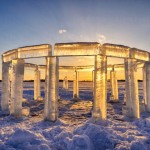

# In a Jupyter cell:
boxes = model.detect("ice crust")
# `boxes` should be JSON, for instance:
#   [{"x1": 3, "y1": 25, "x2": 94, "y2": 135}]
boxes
[{"x1": 0, "y1": 81, "x2": 150, "y2": 150}]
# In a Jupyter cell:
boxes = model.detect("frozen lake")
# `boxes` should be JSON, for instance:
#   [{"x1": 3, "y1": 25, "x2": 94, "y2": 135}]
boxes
[
  {"x1": 0, "y1": 81, "x2": 150, "y2": 150},
  {"x1": 20, "y1": 81, "x2": 144, "y2": 101}
]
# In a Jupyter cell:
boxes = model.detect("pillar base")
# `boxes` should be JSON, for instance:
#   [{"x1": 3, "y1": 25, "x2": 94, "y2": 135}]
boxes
[
  {"x1": 72, "y1": 97, "x2": 80, "y2": 101},
  {"x1": 140, "y1": 102, "x2": 146, "y2": 113},
  {"x1": 22, "y1": 98, "x2": 28, "y2": 103},
  {"x1": 109, "y1": 96, "x2": 119, "y2": 103},
  {"x1": 35, "y1": 96, "x2": 43, "y2": 101},
  {"x1": 122, "y1": 105, "x2": 140, "y2": 119},
  {"x1": 22, "y1": 107, "x2": 30, "y2": 116},
  {"x1": 44, "y1": 111, "x2": 58, "y2": 122},
  {"x1": 90, "y1": 117, "x2": 107, "y2": 125},
  {"x1": 0, "y1": 110, "x2": 9, "y2": 115}
]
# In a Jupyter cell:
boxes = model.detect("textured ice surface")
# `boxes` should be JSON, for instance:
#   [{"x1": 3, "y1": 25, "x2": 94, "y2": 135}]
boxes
[{"x1": 0, "y1": 81, "x2": 150, "y2": 150}]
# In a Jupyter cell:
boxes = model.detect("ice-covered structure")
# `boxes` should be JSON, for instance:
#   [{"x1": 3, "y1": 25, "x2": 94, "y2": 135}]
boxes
[{"x1": 1, "y1": 42, "x2": 150, "y2": 122}]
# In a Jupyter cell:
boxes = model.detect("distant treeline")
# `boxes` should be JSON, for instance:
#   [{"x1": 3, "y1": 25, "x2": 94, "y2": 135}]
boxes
[{"x1": 0, "y1": 80, "x2": 143, "y2": 82}]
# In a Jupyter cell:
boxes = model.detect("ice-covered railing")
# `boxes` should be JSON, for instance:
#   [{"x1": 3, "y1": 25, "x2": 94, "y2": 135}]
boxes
[{"x1": 2, "y1": 44, "x2": 52, "y2": 62}]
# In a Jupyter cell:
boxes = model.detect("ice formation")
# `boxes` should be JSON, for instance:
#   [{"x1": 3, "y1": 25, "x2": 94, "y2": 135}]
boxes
[
  {"x1": 34, "y1": 67, "x2": 41, "y2": 100},
  {"x1": 110, "y1": 67, "x2": 118, "y2": 102},
  {"x1": 1, "y1": 42, "x2": 150, "y2": 123},
  {"x1": 92, "y1": 55, "x2": 107, "y2": 120},
  {"x1": 10, "y1": 59, "x2": 25, "y2": 118},
  {"x1": 124, "y1": 58, "x2": 139, "y2": 118},
  {"x1": 73, "y1": 70, "x2": 79, "y2": 99},
  {"x1": 63, "y1": 76, "x2": 68, "y2": 90},
  {"x1": 44, "y1": 57, "x2": 59, "y2": 121}
]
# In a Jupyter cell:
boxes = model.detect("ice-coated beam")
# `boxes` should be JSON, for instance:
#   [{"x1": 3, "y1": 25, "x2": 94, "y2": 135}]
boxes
[
  {"x1": 63, "y1": 76, "x2": 68, "y2": 90},
  {"x1": 143, "y1": 62, "x2": 150, "y2": 112},
  {"x1": 73, "y1": 70, "x2": 79, "y2": 99},
  {"x1": 110, "y1": 68, "x2": 118, "y2": 102},
  {"x1": 34, "y1": 68, "x2": 41, "y2": 100},
  {"x1": 44, "y1": 57, "x2": 59, "y2": 121},
  {"x1": 1, "y1": 62, "x2": 10, "y2": 113},
  {"x1": 93, "y1": 55, "x2": 107, "y2": 121},
  {"x1": 102, "y1": 44, "x2": 130, "y2": 58},
  {"x1": 54, "y1": 42, "x2": 100, "y2": 56},
  {"x1": 130, "y1": 48, "x2": 149, "y2": 61},
  {"x1": 2, "y1": 45, "x2": 52, "y2": 62},
  {"x1": 2, "y1": 49, "x2": 18, "y2": 63},
  {"x1": 10, "y1": 59, "x2": 25, "y2": 118},
  {"x1": 124, "y1": 58, "x2": 140, "y2": 118},
  {"x1": 18, "y1": 44, "x2": 52, "y2": 59}
]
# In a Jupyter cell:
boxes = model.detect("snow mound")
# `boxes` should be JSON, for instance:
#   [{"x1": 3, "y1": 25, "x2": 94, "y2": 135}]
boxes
[
  {"x1": 6, "y1": 128, "x2": 50, "y2": 150},
  {"x1": 70, "y1": 134, "x2": 94, "y2": 150},
  {"x1": 73, "y1": 123, "x2": 116, "y2": 150},
  {"x1": 130, "y1": 141, "x2": 147, "y2": 150}
]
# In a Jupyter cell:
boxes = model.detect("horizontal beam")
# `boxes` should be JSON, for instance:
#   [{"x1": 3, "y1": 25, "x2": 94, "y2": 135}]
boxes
[
  {"x1": 102, "y1": 43, "x2": 130, "y2": 58},
  {"x1": 130, "y1": 48, "x2": 149, "y2": 61},
  {"x1": 2, "y1": 49, "x2": 18, "y2": 63},
  {"x1": 54, "y1": 42, "x2": 101, "y2": 56},
  {"x1": 24, "y1": 62, "x2": 145, "y2": 72},
  {"x1": 2, "y1": 44, "x2": 52, "y2": 62},
  {"x1": 2, "y1": 43, "x2": 150, "y2": 62}
]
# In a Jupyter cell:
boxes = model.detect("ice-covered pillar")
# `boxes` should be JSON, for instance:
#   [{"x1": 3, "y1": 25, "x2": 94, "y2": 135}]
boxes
[
  {"x1": 1, "y1": 61, "x2": 11, "y2": 113},
  {"x1": 73, "y1": 69, "x2": 79, "y2": 99},
  {"x1": 10, "y1": 59, "x2": 25, "y2": 118},
  {"x1": 110, "y1": 67, "x2": 119, "y2": 102},
  {"x1": 34, "y1": 67, "x2": 41, "y2": 100},
  {"x1": 63, "y1": 76, "x2": 68, "y2": 90},
  {"x1": 124, "y1": 58, "x2": 140, "y2": 118},
  {"x1": 44, "y1": 57, "x2": 59, "y2": 121},
  {"x1": 92, "y1": 70, "x2": 94, "y2": 96},
  {"x1": 143, "y1": 64, "x2": 147, "y2": 104},
  {"x1": 143, "y1": 62, "x2": 150, "y2": 112},
  {"x1": 92, "y1": 55, "x2": 107, "y2": 121}
]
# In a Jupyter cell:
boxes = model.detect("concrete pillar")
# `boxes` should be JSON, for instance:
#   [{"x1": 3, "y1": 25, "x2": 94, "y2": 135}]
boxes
[
  {"x1": 1, "y1": 62, "x2": 11, "y2": 113},
  {"x1": 92, "y1": 55, "x2": 107, "y2": 121},
  {"x1": 63, "y1": 76, "x2": 68, "y2": 90},
  {"x1": 143, "y1": 62, "x2": 150, "y2": 112},
  {"x1": 110, "y1": 68, "x2": 119, "y2": 102},
  {"x1": 10, "y1": 59, "x2": 25, "y2": 118},
  {"x1": 34, "y1": 67, "x2": 41, "y2": 100},
  {"x1": 73, "y1": 70, "x2": 79, "y2": 99},
  {"x1": 124, "y1": 58, "x2": 140, "y2": 118},
  {"x1": 44, "y1": 57, "x2": 59, "y2": 121}
]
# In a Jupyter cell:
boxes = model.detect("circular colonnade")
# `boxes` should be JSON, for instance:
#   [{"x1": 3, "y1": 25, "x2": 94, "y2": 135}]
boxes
[{"x1": 1, "y1": 42, "x2": 150, "y2": 121}]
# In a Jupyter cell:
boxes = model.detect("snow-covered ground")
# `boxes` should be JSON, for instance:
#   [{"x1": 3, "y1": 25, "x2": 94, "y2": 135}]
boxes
[{"x1": 0, "y1": 81, "x2": 150, "y2": 150}]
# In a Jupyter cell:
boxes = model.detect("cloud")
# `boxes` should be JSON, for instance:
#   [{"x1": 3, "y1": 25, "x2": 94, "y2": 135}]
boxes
[
  {"x1": 96, "y1": 34, "x2": 106, "y2": 44},
  {"x1": 59, "y1": 29, "x2": 67, "y2": 34}
]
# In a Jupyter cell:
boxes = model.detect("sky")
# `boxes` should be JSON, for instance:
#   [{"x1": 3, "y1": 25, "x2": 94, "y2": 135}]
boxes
[{"x1": 0, "y1": 0, "x2": 150, "y2": 80}]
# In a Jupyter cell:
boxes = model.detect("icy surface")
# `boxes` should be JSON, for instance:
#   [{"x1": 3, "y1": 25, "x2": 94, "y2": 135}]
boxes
[{"x1": 0, "y1": 81, "x2": 150, "y2": 150}]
